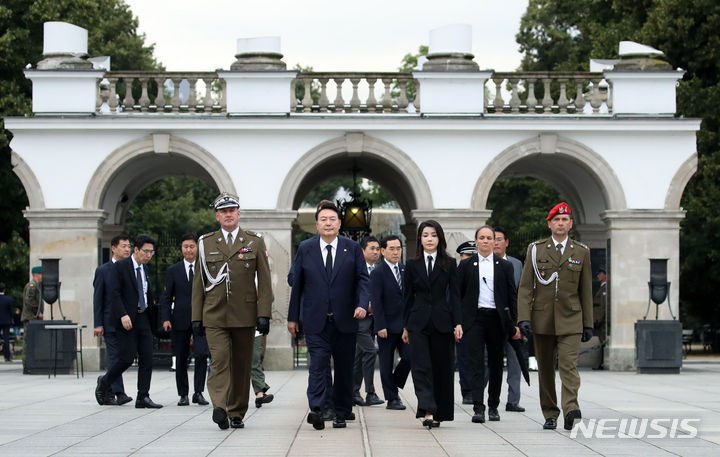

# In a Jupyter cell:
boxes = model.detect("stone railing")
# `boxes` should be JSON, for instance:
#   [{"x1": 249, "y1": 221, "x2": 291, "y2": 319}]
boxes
[
  {"x1": 486, "y1": 72, "x2": 611, "y2": 114},
  {"x1": 291, "y1": 72, "x2": 417, "y2": 113},
  {"x1": 97, "y1": 72, "x2": 226, "y2": 113}
]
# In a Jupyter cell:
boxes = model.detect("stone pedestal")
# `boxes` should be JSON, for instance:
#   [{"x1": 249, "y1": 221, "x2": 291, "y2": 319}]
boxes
[
  {"x1": 24, "y1": 209, "x2": 107, "y2": 370},
  {"x1": 412, "y1": 71, "x2": 492, "y2": 114},
  {"x1": 239, "y1": 209, "x2": 297, "y2": 370},
  {"x1": 218, "y1": 71, "x2": 297, "y2": 114},
  {"x1": 601, "y1": 209, "x2": 685, "y2": 371},
  {"x1": 411, "y1": 209, "x2": 492, "y2": 256}
]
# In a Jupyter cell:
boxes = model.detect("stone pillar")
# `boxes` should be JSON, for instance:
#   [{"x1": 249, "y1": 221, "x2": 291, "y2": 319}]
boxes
[
  {"x1": 24, "y1": 209, "x2": 107, "y2": 371},
  {"x1": 601, "y1": 209, "x2": 685, "y2": 371},
  {"x1": 411, "y1": 209, "x2": 492, "y2": 258},
  {"x1": 239, "y1": 209, "x2": 297, "y2": 370},
  {"x1": 400, "y1": 222, "x2": 418, "y2": 259},
  {"x1": 574, "y1": 223, "x2": 608, "y2": 249}
]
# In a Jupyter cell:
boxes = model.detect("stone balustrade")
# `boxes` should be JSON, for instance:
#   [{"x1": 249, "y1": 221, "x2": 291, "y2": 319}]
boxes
[
  {"x1": 487, "y1": 72, "x2": 611, "y2": 114},
  {"x1": 94, "y1": 70, "x2": 613, "y2": 115}
]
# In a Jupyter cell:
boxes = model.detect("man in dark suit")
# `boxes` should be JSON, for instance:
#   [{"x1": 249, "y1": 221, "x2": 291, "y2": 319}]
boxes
[
  {"x1": 288, "y1": 200, "x2": 370, "y2": 430},
  {"x1": 94, "y1": 234, "x2": 162, "y2": 409},
  {"x1": 458, "y1": 226, "x2": 518, "y2": 424},
  {"x1": 0, "y1": 282, "x2": 14, "y2": 362},
  {"x1": 92, "y1": 234, "x2": 132, "y2": 405},
  {"x1": 160, "y1": 233, "x2": 210, "y2": 407},
  {"x1": 371, "y1": 235, "x2": 410, "y2": 410}
]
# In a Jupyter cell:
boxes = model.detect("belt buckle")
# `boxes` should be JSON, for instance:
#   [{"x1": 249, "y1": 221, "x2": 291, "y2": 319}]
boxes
[{"x1": 326, "y1": 313, "x2": 334, "y2": 323}]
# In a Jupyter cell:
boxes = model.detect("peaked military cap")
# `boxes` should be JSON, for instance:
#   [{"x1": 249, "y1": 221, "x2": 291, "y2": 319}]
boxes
[
  {"x1": 456, "y1": 240, "x2": 476, "y2": 255},
  {"x1": 213, "y1": 192, "x2": 240, "y2": 210},
  {"x1": 546, "y1": 202, "x2": 571, "y2": 221}
]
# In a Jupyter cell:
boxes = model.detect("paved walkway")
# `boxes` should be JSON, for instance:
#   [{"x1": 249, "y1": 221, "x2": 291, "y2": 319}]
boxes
[{"x1": 0, "y1": 359, "x2": 718, "y2": 456}]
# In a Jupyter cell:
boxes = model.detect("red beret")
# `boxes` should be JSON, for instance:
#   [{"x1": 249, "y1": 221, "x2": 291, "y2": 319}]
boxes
[{"x1": 547, "y1": 202, "x2": 571, "y2": 221}]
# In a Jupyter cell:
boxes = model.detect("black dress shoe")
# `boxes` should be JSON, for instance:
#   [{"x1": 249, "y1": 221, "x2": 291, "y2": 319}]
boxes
[
  {"x1": 135, "y1": 396, "x2": 163, "y2": 409},
  {"x1": 213, "y1": 407, "x2": 229, "y2": 430},
  {"x1": 103, "y1": 394, "x2": 118, "y2": 406},
  {"x1": 505, "y1": 403, "x2": 525, "y2": 412},
  {"x1": 422, "y1": 416, "x2": 434, "y2": 429},
  {"x1": 192, "y1": 392, "x2": 209, "y2": 405},
  {"x1": 386, "y1": 399, "x2": 406, "y2": 410},
  {"x1": 178, "y1": 395, "x2": 189, "y2": 406},
  {"x1": 462, "y1": 394, "x2": 473, "y2": 405},
  {"x1": 255, "y1": 392, "x2": 274, "y2": 408},
  {"x1": 116, "y1": 393, "x2": 133, "y2": 406},
  {"x1": 564, "y1": 409, "x2": 582, "y2": 430},
  {"x1": 543, "y1": 418, "x2": 557, "y2": 430},
  {"x1": 431, "y1": 420, "x2": 440, "y2": 428},
  {"x1": 94, "y1": 376, "x2": 107, "y2": 405},
  {"x1": 488, "y1": 408, "x2": 500, "y2": 421},
  {"x1": 365, "y1": 392, "x2": 384, "y2": 406},
  {"x1": 472, "y1": 408, "x2": 485, "y2": 423},
  {"x1": 307, "y1": 409, "x2": 325, "y2": 430},
  {"x1": 346, "y1": 411, "x2": 356, "y2": 421},
  {"x1": 332, "y1": 417, "x2": 346, "y2": 428},
  {"x1": 322, "y1": 409, "x2": 336, "y2": 421},
  {"x1": 229, "y1": 417, "x2": 244, "y2": 429},
  {"x1": 352, "y1": 395, "x2": 366, "y2": 406}
]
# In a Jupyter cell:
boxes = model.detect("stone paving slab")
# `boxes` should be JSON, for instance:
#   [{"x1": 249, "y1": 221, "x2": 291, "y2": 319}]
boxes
[{"x1": 0, "y1": 359, "x2": 718, "y2": 456}]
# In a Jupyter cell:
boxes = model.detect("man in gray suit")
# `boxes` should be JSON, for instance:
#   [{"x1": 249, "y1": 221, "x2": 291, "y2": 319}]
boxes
[{"x1": 493, "y1": 227, "x2": 525, "y2": 412}]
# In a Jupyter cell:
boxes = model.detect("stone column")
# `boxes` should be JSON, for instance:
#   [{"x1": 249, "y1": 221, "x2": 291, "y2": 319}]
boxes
[
  {"x1": 411, "y1": 209, "x2": 492, "y2": 258},
  {"x1": 239, "y1": 209, "x2": 297, "y2": 370},
  {"x1": 400, "y1": 222, "x2": 418, "y2": 259},
  {"x1": 24, "y1": 209, "x2": 107, "y2": 371},
  {"x1": 601, "y1": 209, "x2": 685, "y2": 371},
  {"x1": 573, "y1": 223, "x2": 608, "y2": 249}
]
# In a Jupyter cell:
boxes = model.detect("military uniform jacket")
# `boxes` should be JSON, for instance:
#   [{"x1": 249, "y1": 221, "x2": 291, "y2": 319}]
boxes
[
  {"x1": 191, "y1": 228, "x2": 273, "y2": 328},
  {"x1": 517, "y1": 237, "x2": 593, "y2": 335},
  {"x1": 21, "y1": 279, "x2": 44, "y2": 322}
]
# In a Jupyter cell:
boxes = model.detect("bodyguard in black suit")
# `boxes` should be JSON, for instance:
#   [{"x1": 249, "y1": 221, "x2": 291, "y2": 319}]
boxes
[
  {"x1": 160, "y1": 233, "x2": 209, "y2": 407},
  {"x1": 371, "y1": 235, "x2": 410, "y2": 410},
  {"x1": 403, "y1": 220, "x2": 462, "y2": 428},
  {"x1": 95, "y1": 234, "x2": 162, "y2": 409},
  {"x1": 0, "y1": 283, "x2": 14, "y2": 362},
  {"x1": 458, "y1": 226, "x2": 518, "y2": 423},
  {"x1": 92, "y1": 234, "x2": 132, "y2": 405},
  {"x1": 288, "y1": 200, "x2": 370, "y2": 430}
]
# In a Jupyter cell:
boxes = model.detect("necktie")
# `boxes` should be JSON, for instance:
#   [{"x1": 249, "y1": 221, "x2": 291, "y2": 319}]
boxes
[
  {"x1": 136, "y1": 266, "x2": 146, "y2": 311},
  {"x1": 427, "y1": 255, "x2": 433, "y2": 276},
  {"x1": 188, "y1": 263, "x2": 194, "y2": 284},
  {"x1": 368, "y1": 265, "x2": 374, "y2": 274},
  {"x1": 394, "y1": 265, "x2": 402, "y2": 287},
  {"x1": 325, "y1": 245, "x2": 333, "y2": 277},
  {"x1": 227, "y1": 232, "x2": 233, "y2": 246},
  {"x1": 556, "y1": 243, "x2": 563, "y2": 255}
]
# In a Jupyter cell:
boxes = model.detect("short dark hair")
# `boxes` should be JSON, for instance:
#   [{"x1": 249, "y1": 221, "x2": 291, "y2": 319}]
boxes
[
  {"x1": 360, "y1": 236, "x2": 379, "y2": 250},
  {"x1": 180, "y1": 233, "x2": 198, "y2": 245},
  {"x1": 474, "y1": 225, "x2": 495, "y2": 240},
  {"x1": 314, "y1": 199, "x2": 341, "y2": 220},
  {"x1": 0, "y1": 282, "x2": 5, "y2": 293},
  {"x1": 380, "y1": 235, "x2": 402, "y2": 249},
  {"x1": 493, "y1": 226, "x2": 509, "y2": 240},
  {"x1": 110, "y1": 233, "x2": 130, "y2": 247},
  {"x1": 134, "y1": 234, "x2": 156, "y2": 249}
]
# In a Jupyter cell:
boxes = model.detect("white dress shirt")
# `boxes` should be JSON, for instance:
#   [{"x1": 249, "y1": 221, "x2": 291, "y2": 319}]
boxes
[
  {"x1": 552, "y1": 236, "x2": 568, "y2": 255},
  {"x1": 424, "y1": 251, "x2": 437, "y2": 275},
  {"x1": 320, "y1": 237, "x2": 338, "y2": 268},
  {"x1": 221, "y1": 227, "x2": 240, "y2": 245},
  {"x1": 477, "y1": 253, "x2": 495, "y2": 309},
  {"x1": 183, "y1": 259, "x2": 195, "y2": 281},
  {"x1": 131, "y1": 255, "x2": 148, "y2": 297}
]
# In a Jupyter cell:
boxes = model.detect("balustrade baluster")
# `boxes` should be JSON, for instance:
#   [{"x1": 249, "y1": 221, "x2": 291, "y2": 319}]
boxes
[
  {"x1": 290, "y1": 78, "x2": 297, "y2": 112},
  {"x1": 413, "y1": 79, "x2": 421, "y2": 112},
  {"x1": 334, "y1": 78, "x2": 346, "y2": 112},
  {"x1": 202, "y1": 77, "x2": 214, "y2": 112},
  {"x1": 526, "y1": 78, "x2": 538, "y2": 113},
  {"x1": 219, "y1": 79, "x2": 227, "y2": 112},
  {"x1": 605, "y1": 79, "x2": 613, "y2": 112},
  {"x1": 574, "y1": 79, "x2": 585, "y2": 113},
  {"x1": 138, "y1": 78, "x2": 150, "y2": 111},
  {"x1": 493, "y1": 78, "x2": 504, "y2": 112},
  {"x1": 509, "y1": 78, "x2": 521, "y2": 113},
  {"x1": 397, "y1": 79, "x2": 409, "y2": 113},
  {"x1": 381, "y1": 78, "x2": 393, "y2": 112},
  {"x1": 302, "y1": 77, "x2": 314, "y2": 112},
  {"x1": 589, "y1": 78, "x2": 603, "y2": 113},
  {"x1": 122, "y1": 78, "x2": 134, "y2": 110},
  {"x1": 557, "y1": 78, "x2": 569, "y2": 113},
  {"x1": 318, "y1": 78, "x2": 329, "y2": 112},
  {"x1": 349, "y1": 78, "x2": 361, "y2": 112},
  {"x1": 366, "y1": 78, "x2": 378, "y2": 112},
  {"x1": 187, "y1": 78, "x2": 198, "y2": 111},
  {"x1": 152, "y1": 77, "x2": 164, "y2": 110},
  {"x1": 96, "y1": 80, "x2": 104, "y2": 112},
  {"x1": 107, "y1": 78, "x2": 119, "y2": 112},
  {"x1": 541, "y1": 78, "x2": 553, "y2": 113},
  {"x1": 170, "y1": 78, "x2": 182, "y2": 111}
]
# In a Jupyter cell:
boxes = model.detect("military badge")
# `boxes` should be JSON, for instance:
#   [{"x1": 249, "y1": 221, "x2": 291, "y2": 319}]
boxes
[
  {"x1": 239, "y1": 247, "x2": 253, "y2": 253},
  {"x1": 568, "y1": 258, "x2": 582, "y2": 265}
]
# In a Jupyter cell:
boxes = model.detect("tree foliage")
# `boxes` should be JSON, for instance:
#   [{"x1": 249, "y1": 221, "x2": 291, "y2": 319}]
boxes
[
  {"x1": 395, "y1": 45, "x2": 428, "y2": 101},
  {"x1": 517, "y1": 0, "x2": 720, "y2": 327}
]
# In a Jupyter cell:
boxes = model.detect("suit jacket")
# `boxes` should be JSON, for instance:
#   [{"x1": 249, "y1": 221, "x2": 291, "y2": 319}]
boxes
[
  {"x1": 370, "y1": 260, "x2": 405, "y2": 334},
  {"x1": 108, "y1": 256, "x2": 155, "y2": 327},
  {"x1": 93, "y1": 260, "x2": 119, "y2": 332},
  {"x1": 288, "y1": 235, "x2": 370, "y2": 335},
  {"x1": 517, "y1": 237, "x2": 593, "y2": 335},
  {"x1": 160, "y1": 260, "x2": 194, "y2": 331},
  {"x1": 458, "y1": 253, "x2": 518, "y2": 338},
  {"x1": 403, "y1": 255, "x2": 460, "y2": 333},
  {"x1": 506, "y1": 255, "x2": 523, "y2": 288},
  {"x1": 192, "y1": 228, "x2": 273, "y2": 327},
  {"x1": 0, "y1": 294, "x2": 13, "y2": 326}
]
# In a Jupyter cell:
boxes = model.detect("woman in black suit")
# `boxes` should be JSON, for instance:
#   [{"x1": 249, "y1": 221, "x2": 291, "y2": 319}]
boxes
[{"x1": 402, "y1": 220, "x2": 462, "y2": 428}]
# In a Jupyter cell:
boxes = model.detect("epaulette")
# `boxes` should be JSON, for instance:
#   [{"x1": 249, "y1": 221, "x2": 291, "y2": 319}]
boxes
[
  {"x1": 199, "y1": 231, "x2": 215, "y2": 240},
  {"x1": 245, "y1": 230, "x2": 262, "y2": 238},
  {"x1": 572, "y1": 240, "x2": 589, "y2": 250}
]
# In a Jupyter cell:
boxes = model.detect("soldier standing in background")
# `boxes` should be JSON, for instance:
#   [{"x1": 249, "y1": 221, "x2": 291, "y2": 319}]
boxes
[
  {"x1": 592, "y1": 269, "x2": 608, "y2": 370},
  {"x1": 21, "y1": 266, "x2": 43, "y2": 372}
]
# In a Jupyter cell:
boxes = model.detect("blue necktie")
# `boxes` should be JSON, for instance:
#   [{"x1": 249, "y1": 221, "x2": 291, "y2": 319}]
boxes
[
  {"x1": 395, "y1": 265, "x2": 402, "y2": 288},
  {"x1": 136, "y1": 266, "x2": 146, "y2": 311}
]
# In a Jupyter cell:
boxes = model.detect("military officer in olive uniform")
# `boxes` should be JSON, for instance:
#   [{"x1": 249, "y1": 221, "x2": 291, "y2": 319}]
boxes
[
  {"x1": 592, "y1": 269, "x2": 608, "y2": 370},
  {"x1": 21, "y1": 266, "x2": 44, "y2": 371},
  {"x1": 191, "y1": 192, "x2": 273, "y2": 430},
  {"x1": 518, "y1": 202, "x2": 593, "y2": 431}
]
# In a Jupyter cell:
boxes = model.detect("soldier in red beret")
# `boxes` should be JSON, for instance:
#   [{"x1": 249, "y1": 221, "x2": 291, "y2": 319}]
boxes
[{"x1": 517, "y1": 202, "x2": 593, "y2": 431}]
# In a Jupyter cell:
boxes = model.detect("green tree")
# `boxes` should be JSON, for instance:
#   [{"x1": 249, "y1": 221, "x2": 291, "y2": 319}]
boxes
[
  {"x1": 395, "y1": 45, "x2": 428, "y2": 101},
  {"x1": 0, "y1": 0, "x2": 161, "y2": 299}
]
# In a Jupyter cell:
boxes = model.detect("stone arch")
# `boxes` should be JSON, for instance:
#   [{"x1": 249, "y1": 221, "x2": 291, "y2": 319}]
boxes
[
  {"x1": 83, "y1": 134, "x2": 235, "y2": 224},
  {"x1": 665, "y1": 154, "x2": 697, "y2": 209},
  {"x1": 277, "y1": 133, "x2": 433, "y2": 220},
  {"x1": 10, "y1": 151, "x2": 45, "y2": 209},
  {"x1": 471, "y1": 134, "x2": 627, "y2": 223}
]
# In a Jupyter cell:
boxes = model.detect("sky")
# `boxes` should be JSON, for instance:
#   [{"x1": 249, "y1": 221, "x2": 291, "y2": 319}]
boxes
[{"x1": 124, "y1": 0, "x2": 530, "y2": 72}]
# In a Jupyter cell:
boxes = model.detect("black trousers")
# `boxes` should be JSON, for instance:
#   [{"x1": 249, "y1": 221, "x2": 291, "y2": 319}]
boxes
[
  {"x1": 408, "y1": 324, "x2": 455, "y2": 421},
  {"x1": 466, "y1": 309, "x2": 504, "y2": 409},
  {"x1": 103, "y1": 311, "x2": 154, "y2": 397},
  {"x1": 104, "y1": 331, "x2": 125, "y2": 394},
  {"x1": 377, "y1": 332, "x2": 411, "y2": 402},
  {"x1": 171, "y1": 327, "x2": 209, "y2": 396},
  {"x1": 455, "y1": 338, "x2": 472, "y2": 397},
  {"x1": 0, "y1": 325, "x2": 10, "y2": 360},
  {"x1": 353, "y1": 316, "x2": 377, "y2": 395}
]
